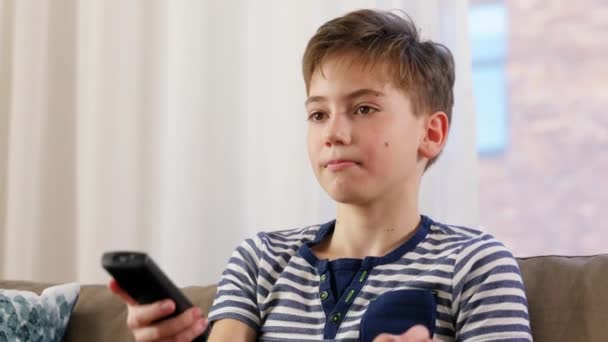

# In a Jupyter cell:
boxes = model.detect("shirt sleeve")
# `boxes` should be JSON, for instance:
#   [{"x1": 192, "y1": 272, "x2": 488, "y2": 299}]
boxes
[
  {"x1": 451, "y1": 234, "x2": 532, "y2": 342},
  {"x1": 207, "y1": 235, "x2": 263, "y2": 331}
]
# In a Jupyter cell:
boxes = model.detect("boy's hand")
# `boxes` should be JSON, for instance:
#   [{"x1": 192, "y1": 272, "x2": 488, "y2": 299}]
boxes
[
  {"x1": 373, "y1": 325, "x2": 440, "y2": 342},
  {"x1": 108, "y1": 279, "x2": 209, "y2": 341}
]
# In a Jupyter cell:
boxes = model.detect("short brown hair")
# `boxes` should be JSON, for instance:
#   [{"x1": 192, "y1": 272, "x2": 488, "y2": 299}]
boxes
[{"x1": 302, "y1": 9, "x2": 455, "y2": 168}]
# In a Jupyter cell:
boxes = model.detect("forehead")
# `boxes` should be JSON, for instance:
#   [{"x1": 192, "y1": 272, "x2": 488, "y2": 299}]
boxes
[{"x1": 308, "y1": 54, "x2": 399, "y2": 96}]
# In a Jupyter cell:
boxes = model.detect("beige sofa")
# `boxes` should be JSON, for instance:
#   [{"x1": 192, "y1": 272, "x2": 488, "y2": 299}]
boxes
[{"x1": 2, "y1": 255, "x2": 607, "y2": 341}]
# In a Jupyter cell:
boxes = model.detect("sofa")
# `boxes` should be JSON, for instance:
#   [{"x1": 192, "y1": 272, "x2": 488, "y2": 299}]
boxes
[{"x1": 2, "y1": 255, "x2": 607, "y2": 341}]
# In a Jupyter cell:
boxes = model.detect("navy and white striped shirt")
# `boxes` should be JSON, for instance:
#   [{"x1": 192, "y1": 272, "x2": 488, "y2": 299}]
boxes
[{"x1": 208, "y1": 216, "x2": 531, "y2": 341}]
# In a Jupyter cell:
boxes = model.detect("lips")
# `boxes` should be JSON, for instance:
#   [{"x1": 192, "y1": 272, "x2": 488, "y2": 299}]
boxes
[{"x1": 324, "y1": 159, "x2": 361, "y2": 171}]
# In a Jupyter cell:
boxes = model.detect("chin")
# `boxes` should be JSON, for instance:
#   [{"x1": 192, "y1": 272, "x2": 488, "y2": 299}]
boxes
[
  {"x1": 316, "y1": 172, "x2": 376, "y2": 204},
  {"x1": 325, "y1": 186, "x2": 373, "y2": 205}
]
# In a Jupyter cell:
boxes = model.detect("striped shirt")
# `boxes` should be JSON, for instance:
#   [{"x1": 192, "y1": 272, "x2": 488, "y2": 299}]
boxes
[{"x1": 208, "y1": 216, "x2": 532, "y2": 341}]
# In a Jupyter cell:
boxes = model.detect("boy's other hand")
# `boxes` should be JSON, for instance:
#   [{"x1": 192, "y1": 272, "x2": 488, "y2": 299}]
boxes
[
  {"x1": 108, "y1": 279, "x2": 208, "y2": 341},
  {"x1": 373, "y1": 325, "x2": 440, "y2": 342}
]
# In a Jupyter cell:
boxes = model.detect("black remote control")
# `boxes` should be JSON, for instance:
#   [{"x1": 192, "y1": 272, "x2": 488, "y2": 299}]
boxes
[{"x1": 102, "y1": 251, "x2": 207, "y2": 341}]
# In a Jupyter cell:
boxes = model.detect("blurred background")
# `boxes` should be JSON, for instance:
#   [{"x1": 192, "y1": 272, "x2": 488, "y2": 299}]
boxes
[
  {"x1": 469, "y1": 0, "x2": 608, "y2": 256},
  {"x1": 0, "y1": 0, "x2": 605, "y2": 287}
]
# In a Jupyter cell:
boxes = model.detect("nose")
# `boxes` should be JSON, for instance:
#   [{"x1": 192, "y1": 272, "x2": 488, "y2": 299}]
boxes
[{"x1": 324, "y1": 112, "x2": 352, "y2": 147}]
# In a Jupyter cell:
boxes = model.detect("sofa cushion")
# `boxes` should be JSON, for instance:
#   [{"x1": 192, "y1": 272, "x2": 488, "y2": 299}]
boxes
[
  {"x1": 0, "y1": 282, "x2": 79, "y2": 342},
  {"x1": 517, "y1": 255, "x2": 608, "y2": 342}
]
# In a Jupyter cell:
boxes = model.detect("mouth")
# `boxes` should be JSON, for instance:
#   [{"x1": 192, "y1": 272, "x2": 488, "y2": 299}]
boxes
[{"x1": 324, "y1": 159, "x2": 362, "y2": 171}]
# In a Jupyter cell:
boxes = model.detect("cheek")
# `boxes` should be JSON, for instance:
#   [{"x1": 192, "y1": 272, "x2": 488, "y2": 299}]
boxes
[
  {"x1": 306, "y1": 129, "x2": 322, "y2": 163},
  {"x1": 359, "y1": 140, "x2": 390, "y2": 175},
  {"x1": 367, "y1": 136, "x2": 416, "y2": 174}
]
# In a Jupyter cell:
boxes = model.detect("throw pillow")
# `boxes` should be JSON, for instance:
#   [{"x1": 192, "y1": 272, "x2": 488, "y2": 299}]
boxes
[{"x1": 0, "y1": 282, "x2": 80, "y2": 342}]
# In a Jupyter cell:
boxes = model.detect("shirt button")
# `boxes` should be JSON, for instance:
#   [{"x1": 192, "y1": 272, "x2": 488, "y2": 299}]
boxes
[
  {"x1": 320, "y1": 274, "x2": 327, "y2": 282},
  {"x1": 320, "y1": 291, "x2": 329, "y2": 300},
  {"x1": 330, "y1": 312, "x2": 341, "y2": 324}
]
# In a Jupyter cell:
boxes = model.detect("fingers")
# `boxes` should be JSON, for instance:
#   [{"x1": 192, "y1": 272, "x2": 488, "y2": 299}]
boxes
[
  {"x1": 374, "y1": 333, "x2": 399, "y2": 342},
  {"x1": 127, "y1": 299, "x2": 176, "y2": 329},
  {"x1": 159, "y1": 317, "x2": 208, "y2": 342},
  {"x1": 373, "y1": 325, "x2": 433, "y2": 342},
  {"x1": 108, "y1": 278, "x2": 177, "y2": 328},
  {"x1": 108, "y1": 279, "x2": 138, "y2": 306},
  {"x1": 133, "y1": 307, "x2": 208, "y2": 342},
  {"x1": 404, "y1": 325, "x2": 431, "y2": 340}
]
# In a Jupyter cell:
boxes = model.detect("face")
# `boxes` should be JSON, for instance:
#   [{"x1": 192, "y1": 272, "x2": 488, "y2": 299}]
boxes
[{"x1": 305, "y1": 56, "x2": 429, "y2": 205}]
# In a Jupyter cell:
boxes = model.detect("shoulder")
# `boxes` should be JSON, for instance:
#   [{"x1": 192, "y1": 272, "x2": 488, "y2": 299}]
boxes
[
  {"x1": 256, "y1": 223, "x2": 322, "y2": 246},
  {"x1": 246, "y1": 223, "x2": 322, "y2": 252},
  {"x1": 424, "y1": 220, "x2": 532, "y2": 340},
  {"x1": 426, "y1": 217, "x2": 492, "y2": 245},
  {"x1": 426, "y1": 217, "x2": 511, "y2": 254},
  {"x1": 230, "y1": 223, "x2": 323, "y2": 263},
  {"x1": 424, "y1": 217, "x2": 520, "y2": 277}
]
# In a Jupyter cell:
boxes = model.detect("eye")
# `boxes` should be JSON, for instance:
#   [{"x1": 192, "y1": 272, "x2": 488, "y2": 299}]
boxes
[
  {"x1": 354, "y1": 105, "x2": 376, "y2": 115},
  {"x1": 307, "y1": 111, "x2": 327, "y2": 122}
]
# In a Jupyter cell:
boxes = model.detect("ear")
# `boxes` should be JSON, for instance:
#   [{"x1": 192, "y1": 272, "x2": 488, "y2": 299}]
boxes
[{"x1": 419, "y1": 111, "x2": 449, "y2": 159}]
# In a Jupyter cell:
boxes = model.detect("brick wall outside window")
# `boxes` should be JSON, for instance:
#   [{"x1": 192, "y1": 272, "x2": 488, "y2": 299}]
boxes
[{"x1": 471, "y1": 0, "x2": 608, "y2": 256}]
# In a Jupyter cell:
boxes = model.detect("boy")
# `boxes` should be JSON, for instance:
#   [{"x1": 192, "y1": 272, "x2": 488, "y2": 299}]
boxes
[{"x1": 110, "y1": 9, "x2": 531, "y2": 341}]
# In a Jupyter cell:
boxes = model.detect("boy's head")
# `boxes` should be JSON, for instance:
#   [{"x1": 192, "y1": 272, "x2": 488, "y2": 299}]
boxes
[{"x1": 302, "y1": 9, "x2": 454, "y2": 205}]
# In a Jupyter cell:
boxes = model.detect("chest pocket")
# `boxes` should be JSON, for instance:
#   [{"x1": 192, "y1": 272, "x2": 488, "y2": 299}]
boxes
[{"x1": 359, "y1": 289, "x2": 437, "y2": 342}]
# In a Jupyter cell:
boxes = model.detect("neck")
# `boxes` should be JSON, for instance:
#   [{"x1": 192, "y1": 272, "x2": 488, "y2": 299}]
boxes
[{"x1": 317, "y1": 184, "x2": 422, "y2": 260}]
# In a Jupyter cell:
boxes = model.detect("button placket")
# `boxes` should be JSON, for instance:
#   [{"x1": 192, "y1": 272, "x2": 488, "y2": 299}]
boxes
[
  {"x1": 322, "y1": 267, "x2": 371, "y2": 339},
  {"x1": 318, "y1": 271, "x2": 335, "y2": 317}
]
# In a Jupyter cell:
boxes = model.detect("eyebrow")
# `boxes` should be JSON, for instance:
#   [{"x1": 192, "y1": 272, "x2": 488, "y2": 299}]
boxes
[{"x1": 305, "y1": 88, "x2": 385, "y2": 106}]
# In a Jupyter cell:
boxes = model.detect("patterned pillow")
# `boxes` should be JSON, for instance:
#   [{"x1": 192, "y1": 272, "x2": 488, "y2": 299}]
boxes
[{"x1": 0, "y1": 283, "x2": 79, "y2": 342}]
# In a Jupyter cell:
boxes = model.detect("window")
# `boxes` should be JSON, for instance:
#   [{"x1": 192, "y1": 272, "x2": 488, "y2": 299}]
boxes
[{"x1": 469, "y1": 2, "x2": 508, "y2": 155}]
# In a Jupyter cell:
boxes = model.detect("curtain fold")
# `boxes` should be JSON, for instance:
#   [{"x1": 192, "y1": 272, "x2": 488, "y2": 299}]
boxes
[{"x1": 0, "y1": 0, "x2": 476, "y2": 286}]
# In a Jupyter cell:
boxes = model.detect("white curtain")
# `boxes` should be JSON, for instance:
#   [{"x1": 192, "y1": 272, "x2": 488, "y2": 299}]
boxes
[{"x1": 0, "y1": 0, "x2": 476, "y2": 287}]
